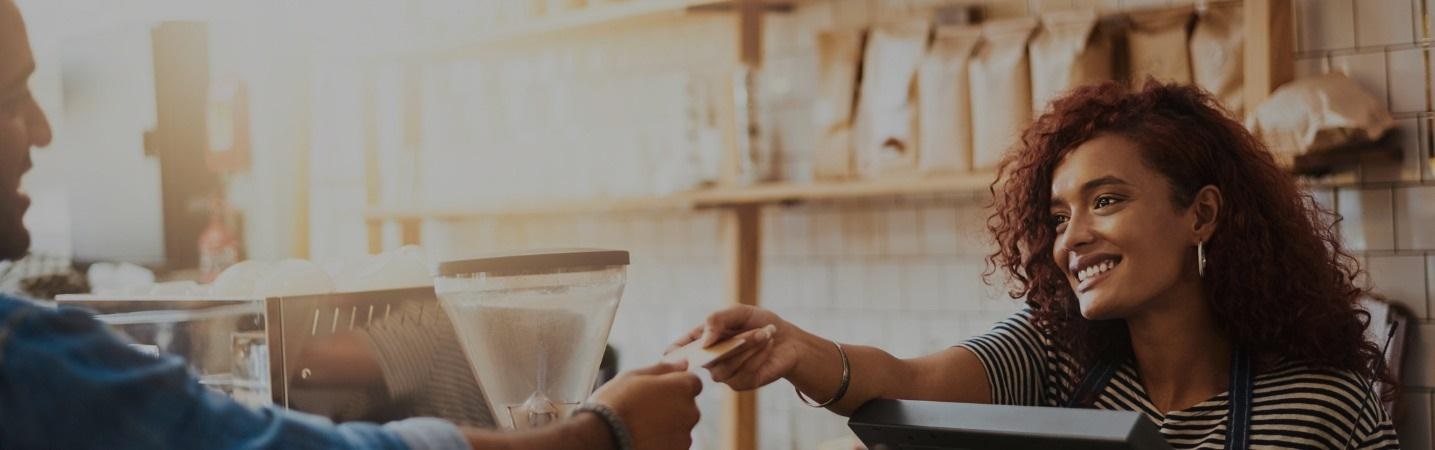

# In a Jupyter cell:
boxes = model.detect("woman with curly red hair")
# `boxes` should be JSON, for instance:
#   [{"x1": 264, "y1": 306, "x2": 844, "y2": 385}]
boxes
[{"x1": 672, "y1": 81, "x2": 1400, "y2": 449}]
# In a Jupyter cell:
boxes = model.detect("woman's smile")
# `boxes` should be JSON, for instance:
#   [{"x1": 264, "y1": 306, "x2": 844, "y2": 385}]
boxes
[{"x1": 1071, "y1": 254, "x2": 1122, "y2": 293}]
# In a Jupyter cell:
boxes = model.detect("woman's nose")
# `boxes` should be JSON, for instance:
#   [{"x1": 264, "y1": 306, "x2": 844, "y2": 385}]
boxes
[{"x1": 1056, "y1": 214, "x2": 1096, "y2": 254}]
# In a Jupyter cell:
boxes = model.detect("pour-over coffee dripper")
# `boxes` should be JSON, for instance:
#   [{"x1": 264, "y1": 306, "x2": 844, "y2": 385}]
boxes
[{"x1": 433, "y1": 249, "x2": 628, "y2": 430}]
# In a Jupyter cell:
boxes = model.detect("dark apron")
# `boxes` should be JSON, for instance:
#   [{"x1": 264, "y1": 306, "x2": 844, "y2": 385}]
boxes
[{"x1": 1066, "y1": 351, "x2": 1254, "y2": 450}]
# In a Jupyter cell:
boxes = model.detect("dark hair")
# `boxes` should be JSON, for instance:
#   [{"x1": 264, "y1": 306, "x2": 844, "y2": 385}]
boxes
[{"x1": 985, "y1": 81, "x2": 1390, "y2": 390}]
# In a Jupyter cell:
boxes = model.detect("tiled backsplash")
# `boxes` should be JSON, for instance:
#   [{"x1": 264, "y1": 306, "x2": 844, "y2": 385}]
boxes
[
  {"x1": 1295, "y1": 0, "x2": 1435, "y2": 444},
  {"x1": 357, "y1": 0, "x2": 1435, "y2": 448}
]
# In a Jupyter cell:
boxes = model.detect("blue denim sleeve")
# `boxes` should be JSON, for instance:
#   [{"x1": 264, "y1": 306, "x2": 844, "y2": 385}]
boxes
[{"x1": 0, "y1": 297, "x2": 466, "y2": 450}]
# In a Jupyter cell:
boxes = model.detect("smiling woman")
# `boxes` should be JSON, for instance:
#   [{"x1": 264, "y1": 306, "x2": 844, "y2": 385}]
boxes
[
  {"x1": 983, "y1": 80, "x2": 1399, "y2": 448},
  {"x1": 678, "y1": 80, "x2": 1401, "y2": 450},
  {"x1": 989, "y1": 81, "x2": 1383, "y2": 386}
]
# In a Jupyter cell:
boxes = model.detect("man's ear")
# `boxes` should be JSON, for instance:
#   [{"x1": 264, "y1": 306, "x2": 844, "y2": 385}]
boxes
[{"x1": 1190, "y1": 185, "x2": 1222, "y2": 243}]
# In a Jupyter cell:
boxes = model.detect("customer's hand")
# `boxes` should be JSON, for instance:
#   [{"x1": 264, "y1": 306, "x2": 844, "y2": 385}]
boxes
[
  {"x1": 667, "y1": 305, "x2": 803, "y2": 391},
  {"x1": 589, "y1": 361, "x2": 703, "y2": 450}
]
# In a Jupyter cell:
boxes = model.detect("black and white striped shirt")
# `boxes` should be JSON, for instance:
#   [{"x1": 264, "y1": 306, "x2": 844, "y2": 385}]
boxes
[{"x1": 956, "y1": 310, "x2": 1401, "y2": 449}]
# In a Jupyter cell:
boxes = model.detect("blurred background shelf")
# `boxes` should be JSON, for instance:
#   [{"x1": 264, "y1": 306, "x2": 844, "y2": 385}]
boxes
[
  {"x1": 691, "y1": 173, "x2": 996, "y2": 206},
  {"x1": 364, "y1": 172, "x2": 998, "y2": 221},
  {"x1": 1289, "y1": 138, "x2": 1405, "y2": 177},
  {"x1": 365, "y1": 195, "x2": 698, "y2": 221},
  {"x1": 380, "y1": 0, "x2": 802, "y2": 61}
]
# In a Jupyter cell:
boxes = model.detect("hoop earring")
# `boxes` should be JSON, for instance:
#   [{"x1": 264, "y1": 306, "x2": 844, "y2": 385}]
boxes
[{"x1": 1197, "y1": 241, "x2": 1207, "y2": 277}]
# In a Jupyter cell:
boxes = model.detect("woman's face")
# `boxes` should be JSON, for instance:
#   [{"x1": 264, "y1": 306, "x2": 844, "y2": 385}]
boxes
[{"x1": 1048, "y1": 134, "x2": 1199, "y2": 320}]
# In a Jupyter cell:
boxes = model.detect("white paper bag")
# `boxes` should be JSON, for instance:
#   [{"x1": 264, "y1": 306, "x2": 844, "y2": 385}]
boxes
[
  {"x1": 1030, "y1": 10, "x2": 1113, "y2": 113},
  {"x1": 1128, "y1": 7, "x2": 1194, "y2": 84},
  {"x1": 1191, "y1": 3, "x2": 1245, "y2": 117},
  {"x1": 917, "y1": 25, "x2": 982, "y2": 174},
  {"x1": 854, "y1": 20, "x2": 931, "y2": 177},
  {"x1": 969, "y1": 17, "x2": 1038, "y2": 171},
  {"x1": 813, "y1": 30, "x2": 865, "y2": 180}
]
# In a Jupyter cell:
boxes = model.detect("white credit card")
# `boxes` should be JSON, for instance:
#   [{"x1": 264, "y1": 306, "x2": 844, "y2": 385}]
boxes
[
  {"x1": 130, "y1": 344, "x2": 161, "y2": 356},
  {"x1": 663, "y1": 337, "x2": 746, "y2": 368}
]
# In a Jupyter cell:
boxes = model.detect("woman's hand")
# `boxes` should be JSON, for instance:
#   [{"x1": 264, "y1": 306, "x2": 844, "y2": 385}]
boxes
[
  {"x1": 588, "y1": 361, "x2": 703, "y2": 450},
  {"x1": 667, "y1": 305, "x2": 808, "y2": 391}
]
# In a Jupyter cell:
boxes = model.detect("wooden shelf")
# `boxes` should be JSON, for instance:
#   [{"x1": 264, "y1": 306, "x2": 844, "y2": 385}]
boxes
[
  {"x1": 381, "y1": 0, "x2": 797, "y2": 61},
  {"x1": 365, "y1": 195, "x2": 697, "y2": 221},
  {"x1": 365, "y1": 158, "x2": 1385, "y2": 222},
  {"x1": 1289, "y1": 137, "x2": 1404, "y2": 177},
  {"x1": 364, "y1": 172, "x2": 997, "y2": 221},
  {"x1": 691, "y1": 173, "x2": 996, "y2": 206}
]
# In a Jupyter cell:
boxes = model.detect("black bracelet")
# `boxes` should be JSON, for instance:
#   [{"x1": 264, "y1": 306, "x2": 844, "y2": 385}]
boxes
[
  {"x1": 573, "y1": 402, "x2": 633, "y2": 450},
  {"x1": 795, "y1": 340, "x2": 850, "y2": 408}
]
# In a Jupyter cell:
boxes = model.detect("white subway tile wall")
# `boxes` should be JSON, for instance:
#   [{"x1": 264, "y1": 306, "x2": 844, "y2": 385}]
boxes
[
  {"x1": 1294, "y1": 0, "x2": 1355, "y2": 52},
  {"x1": 1234, "y1": 2, "x2": 1434, "y2": 446},
  {"x1": 1331, "y1": 51, "x2": 1391, "y2": 110},
  {"x1": 1293, "y1": 55, "x2": 1330, "y2": 79},
  {"x1": 1367, "y1": 255, "x2": 1430, "y2": 318},
  {"x1": 1398, "y1": 186, "x2": 1435, "y2": 250},
  {"x1": 1388, "y1": 49, "x2": 1429, "y2": 114},
  {"x1": 1338, "y1": 187, "x2": 1397, "y2": 251},
  {"x1": 309, "y1": 0, "x2": 1435, "y2": 448},
  {"x1": 1355, "y1": 0, "x2": 1416, "y2": 47}
]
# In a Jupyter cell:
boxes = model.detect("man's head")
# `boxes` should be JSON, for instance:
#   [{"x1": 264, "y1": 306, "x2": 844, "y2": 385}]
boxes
[{"x1": 0, "y1": 0, "x2": 50, "y2": 260}]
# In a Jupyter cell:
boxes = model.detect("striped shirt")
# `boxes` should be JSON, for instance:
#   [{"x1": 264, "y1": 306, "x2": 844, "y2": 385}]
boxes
[{"x1": 956, "y1": 310, "x2": 1401, "y2": 449}]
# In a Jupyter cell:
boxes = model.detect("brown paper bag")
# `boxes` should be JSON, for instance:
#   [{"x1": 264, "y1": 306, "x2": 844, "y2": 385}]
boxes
[
  {"x1": 854, "y1": 20, "x2": 931, "y2": 177},
  {"x1": 813, "y1": 30, "x2": 866, "y2": 180},
  {"x1": 1128, "y1": 7, "x2": 1194, "y2": 84},
  {"x1": 969, "y1": 17, "x2": 1038, "y2": 171},
  {"x1": 917, "y1": 25, "x2": 982, "y2": 174},
  {"x1": 1191, "y1": 3, "x2": 1245, "y2": 117},
  {"x1": 1030, "y1": 10, "x2": 1113, "y2": 113}
]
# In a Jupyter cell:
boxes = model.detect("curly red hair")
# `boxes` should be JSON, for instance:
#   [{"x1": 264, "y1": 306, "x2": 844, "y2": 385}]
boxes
[{"x1": 985, "y1": 81, "x2": 1388, "y2": 386}]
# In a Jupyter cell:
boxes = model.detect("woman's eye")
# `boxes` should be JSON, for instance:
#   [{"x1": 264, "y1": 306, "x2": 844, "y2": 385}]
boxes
[
  {"x1": 1094, "y1": 195, "x2": 1120, "y2": 209},
  {"x1": 1051, "y1": 214, "x2": 1069, "y2": 227}
]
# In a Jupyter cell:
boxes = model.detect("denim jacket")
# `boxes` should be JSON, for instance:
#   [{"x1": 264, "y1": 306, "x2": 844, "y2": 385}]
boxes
[{"x1": 0, "y1": 295, "x2": 469, "y2": 450}]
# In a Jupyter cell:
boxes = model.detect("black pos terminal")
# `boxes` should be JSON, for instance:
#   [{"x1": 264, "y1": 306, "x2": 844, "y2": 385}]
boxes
[{"x1": 849, "y1": 399, "x2": 1174, "y2": 450}]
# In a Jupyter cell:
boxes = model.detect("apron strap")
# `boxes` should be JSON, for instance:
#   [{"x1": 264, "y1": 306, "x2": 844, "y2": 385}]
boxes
[
  {"x1": 1067, "y1": 358, "x2": 1119, "y2": 408},
  {"x1": 1225, "y1": 350, "x2": 1254, "y2": 450},
  {"x1": 1067, "y1": 350, "x2": 1256, "y2": 450}
]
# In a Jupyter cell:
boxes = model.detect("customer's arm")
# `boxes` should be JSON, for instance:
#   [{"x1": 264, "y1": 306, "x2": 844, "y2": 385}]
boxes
[
  {"x1": 0, "y1": 299, "x2": 703, "y2": 450},
  {"x1": 0, "y1": 300, "x2": 453, "y2": 450}
]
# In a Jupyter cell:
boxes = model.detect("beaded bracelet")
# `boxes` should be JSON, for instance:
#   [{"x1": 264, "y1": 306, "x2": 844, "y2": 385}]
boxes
[
  {"x1": 795, "y1": 340, "x2": 850, "y2": 408},
  {"x1": 572, "y1": 402, "x2": 633, "y2": 450}
]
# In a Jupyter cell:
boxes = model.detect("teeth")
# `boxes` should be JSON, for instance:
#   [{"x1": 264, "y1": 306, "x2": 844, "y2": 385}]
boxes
[{"x1": 1077, "y1": 260, "x2": 1119, "y2": 282}]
